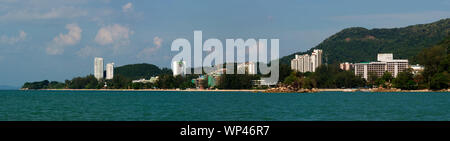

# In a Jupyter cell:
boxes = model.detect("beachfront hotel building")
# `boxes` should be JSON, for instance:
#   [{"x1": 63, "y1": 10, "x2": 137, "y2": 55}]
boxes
[
  {"x1": 94, "y1": 57, "x2": 104, "y2": 80},
  {"x1": 172, "y1": 60, "x2": 187, "y2": 76},
  {"x1": 237, "y1": 62, "x2": 257, "y2": 75},
  {"x1": 291, "y1": 49, "x2": 323, "y2": 73},
  {"x1": 106, "y1": 63, "x2": 114, "y2": 80},
  {"x1": 354, "y1": 53, "x2": 409, "y2": 80}
]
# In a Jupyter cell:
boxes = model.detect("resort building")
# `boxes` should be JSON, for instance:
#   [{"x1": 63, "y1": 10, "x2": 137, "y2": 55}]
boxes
[
  {"x1": 291, "y1": 49, "x2": 322, "y2": 73},
  {"x1": 237, "y1": 62, "x2": 257, "y2": 75},
  {"x1": 132, "y1": 76, "x2": 159, "y2": 84},
  {"x1": 339, "y1": 62, "x2": 354, "y2": 71},
  {"x1": 172, "y1": 60, "x2": 187, "y2": 76},
  {"x1": 132, "y1": 79, "x2": 151, "y2": 83},
  {"x1": 106, "y1": 63, "x2": 114, "y2": 80},
  {"x1": 94, "y1": 57, "x2": 104, "y2": 80},
  {"x1": 354, "y1": 53, "x2": 409, "y2": 79},
  {"x1": 252, "y1": 79, "x2": 276, "y2": 88},
  {"x1": 410, "y1": 64, "x2": 424, "y2": 75}
]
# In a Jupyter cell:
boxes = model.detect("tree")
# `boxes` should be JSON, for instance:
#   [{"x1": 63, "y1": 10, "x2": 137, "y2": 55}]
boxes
[
  {"x1": 367, "y1": 72, "x2": 379, "y2": 87},
  {"x1": 392, "y1": 70, "x2": 417, "y2": 90},
  {"x1": 381, "y1": 71, "x2": 393, "y2": 83},
  {"x1": 110, "y1": 74, "x2": 130, "y2": 89},
  {"x1": 217, "y1": 74, "x2": 258, "y2": 89},
  {"x1": 85, "y1": 75, "x2": 99, "y2": 89},
  {"x1": 310, "y1": 65, "x2": 340, "y2": 88},
  {"x1": 283, "y1": 72, "x2": 302, "y2": 88},
  {"x1": 335, "y1": 71, "x2": 364, "y2": 88},
  {"x1": 22, "y1": 80, "x2": 65, "y2": 89},
  {"x1": 417, "y1": 44, "x2": 449, "y2": 89},
  {"x1": 429, "y1": 72, "x2": 449, "y2": 90},
  {"x1": 279, "y1": 64, "x2": 293, "y2": 83},
  {"x1": 157, "y1": 74, "x2": 175, "y2": 89},
  {"x1": 375, "y1": 71, "x2": 393, "y2": 88},
  {"x1": 67, "y1": 75, "x2": 99, "y2": 89}
]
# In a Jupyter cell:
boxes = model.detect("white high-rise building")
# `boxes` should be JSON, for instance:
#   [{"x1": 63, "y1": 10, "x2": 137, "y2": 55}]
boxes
[
  {"x1": 172, "y1": 61, "x2": 186, "y2": 76},
  {"x1": 291, "y1": 57, "x2": 298, "y2": 72},
  {"x1": 94, "y1": 57, "x2": 104, "y2": 80},
  {"x1": 311, "y1": 49, "x2": 323, "y2": 72},
  {"x1": 106, "y1": 63, "x2": 114, "y2": 80},
  {"x1": 303, "y1": 54, "x2": 311, "y2": 72},
  {"x1": 291, "y1": 49, "x2": 323, "y2": 73},
  {"x1": 297, "y1": 55, "x2": 305, "y2": 72},
  {"x1": 311, "y1": 54, "x2": 317, "y2": 72}
]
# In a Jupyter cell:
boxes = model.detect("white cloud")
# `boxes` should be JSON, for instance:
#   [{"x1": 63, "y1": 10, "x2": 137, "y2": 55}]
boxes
[
  {"x1": 138, "y1": 36, "x2": 163, "y2": 58},
  {"x1": 46, "y1": 23, "x2": 82, "y2": 55},
  {"x1": 0, "y1": 30, "x2": 27, "y2": 44},
  {"x1": 76, "y1": 45, "x2": 101, "y2": 57},
  {"x1": 54, "y1": 24, "x2": 82, "y2": 45},
  {"x1": 0, "y1": 7, "x2": 88, "y2": 21},
  {"x1": 94, "y1": 24, "x2": 133, "y2": 52},
  {"x1": 122, "y1": 2, "x2": 133, "y2": 13}
]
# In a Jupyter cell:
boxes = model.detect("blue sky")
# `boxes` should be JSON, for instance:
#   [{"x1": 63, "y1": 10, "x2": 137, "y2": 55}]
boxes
[{"x1": 0, "y1": 0, "x2": 449, "y2": 86}]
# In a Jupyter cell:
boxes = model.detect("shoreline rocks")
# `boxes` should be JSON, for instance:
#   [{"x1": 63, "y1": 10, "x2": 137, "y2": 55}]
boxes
[{"x1": 264, "y1": 86, "x2": 318, "y2": 93}]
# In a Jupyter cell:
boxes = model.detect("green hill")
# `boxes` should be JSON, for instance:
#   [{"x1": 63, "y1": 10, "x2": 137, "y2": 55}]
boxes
[
  {"x1": 438, "y1": 34, "x2": 450, "y2": 53},
  {"x1": 280, "y1": 18, "x2": 450, "y2": 65},
  {"x1": 114, "y1": 63, "x2": 171, "y2": 80}
]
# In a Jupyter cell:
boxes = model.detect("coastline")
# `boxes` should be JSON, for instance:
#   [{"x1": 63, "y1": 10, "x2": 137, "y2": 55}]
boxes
[
  {"x1": 21, "y1": 88, "x2": 450, "y2": 93},
  {"x1": 33, "y1": 88, "x2": 267, "y2": 92}
]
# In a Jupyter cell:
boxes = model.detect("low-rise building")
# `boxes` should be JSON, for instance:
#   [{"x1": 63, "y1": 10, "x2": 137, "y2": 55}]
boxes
[
  {"x1": 132, "y1": 76, "x2": 159, "y2": 84},
  {"x1": 237, "y1": 62, "x2": 257, "y2": 74},
  {"x1": 410, "y1": 64, "x2": 424, "y2": 75},
  {"x1": 339, "y1": 62, "x2": 354, "y2": 71},
  {"x1": 252, "y1": 79, "x2": 276, "y2": 87}
]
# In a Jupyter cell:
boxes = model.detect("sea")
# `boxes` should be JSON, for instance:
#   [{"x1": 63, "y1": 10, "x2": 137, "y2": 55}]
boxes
[{"x1": 1, "y1": 90, "x2": 449, "y2": 121}]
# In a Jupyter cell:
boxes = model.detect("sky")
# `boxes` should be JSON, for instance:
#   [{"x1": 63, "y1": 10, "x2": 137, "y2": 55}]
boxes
[{"x1": 0, "y1": 0, "x2": 449, "y2": 86}]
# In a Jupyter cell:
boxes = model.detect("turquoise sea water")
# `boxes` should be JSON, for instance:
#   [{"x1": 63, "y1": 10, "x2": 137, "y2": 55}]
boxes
[{"x1": 0, "y1": 90, "x2": 449, "y2": 121}]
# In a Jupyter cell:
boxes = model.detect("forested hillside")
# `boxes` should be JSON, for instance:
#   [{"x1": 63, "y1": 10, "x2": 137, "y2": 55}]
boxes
[
  {"x1": 114, "y1": 63, "x2": 171, "y2": 80},
  {"x1": 280, "y1": 18, "x2": 450, "y2": 65}
]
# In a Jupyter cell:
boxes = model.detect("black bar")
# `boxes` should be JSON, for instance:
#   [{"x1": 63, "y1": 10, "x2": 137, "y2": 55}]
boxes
[{"x1": 0, "y1": 121, "x2": 449, "y2": 140}]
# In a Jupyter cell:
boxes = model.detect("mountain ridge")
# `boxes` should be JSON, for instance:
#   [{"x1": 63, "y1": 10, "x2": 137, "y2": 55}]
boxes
[{"x1": 280, "y1": 18, "x2": 450, "y2": 65}]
